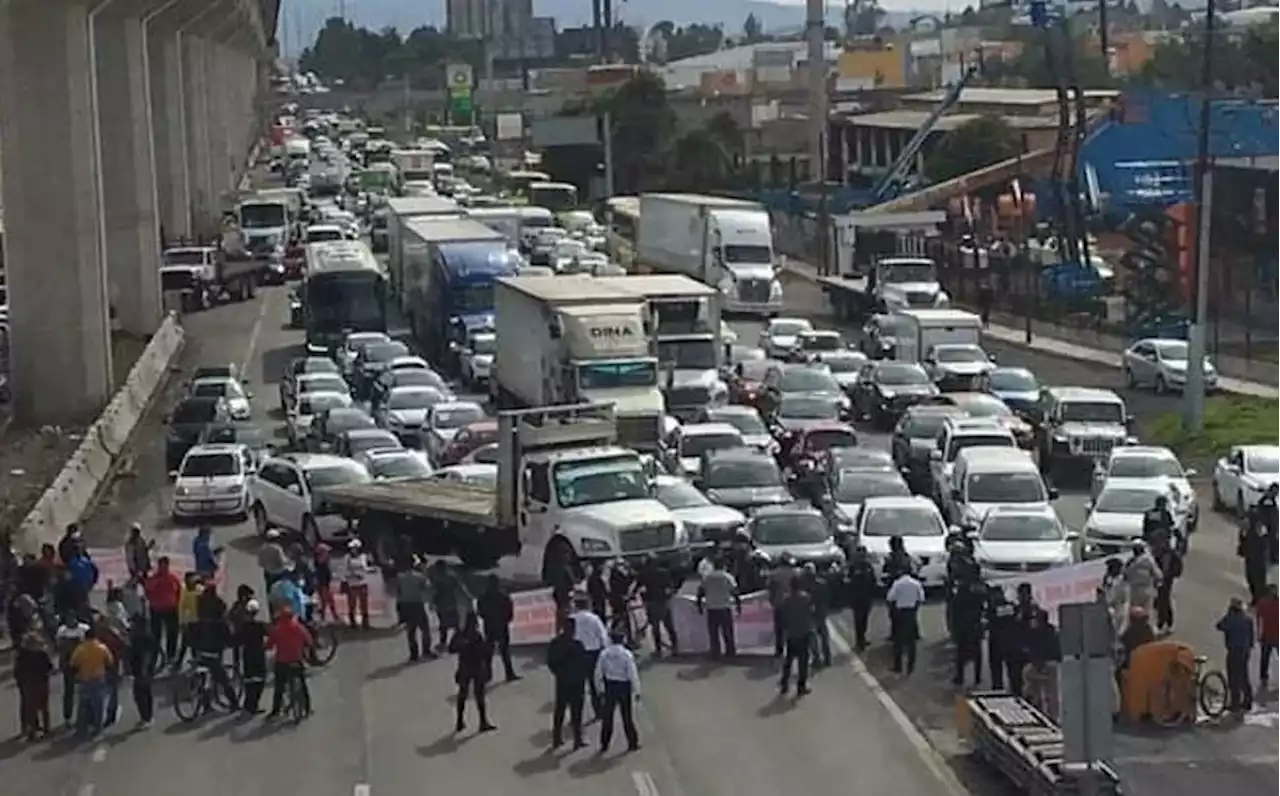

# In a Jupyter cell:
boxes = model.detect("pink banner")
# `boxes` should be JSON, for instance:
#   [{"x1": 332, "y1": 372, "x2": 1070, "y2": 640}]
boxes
[{"x1": 991, "y1": 559, "x2": 1108, "y2": 623}]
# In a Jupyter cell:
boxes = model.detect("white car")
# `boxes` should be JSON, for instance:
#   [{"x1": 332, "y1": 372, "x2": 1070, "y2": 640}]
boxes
[
  {"x1": 287, "y1": 391, "x2": 353, "y2": 447},
  {"x1": 338, "y1": 331, "x2": 390, "y2": 375},
  {"x1": 1091, "y1": 445, "x2": 1198, "y2": 529},
  {"x1": 651, "y1": 475, "x2": 745, "y2": 550},
  {"x1": 793, "y1": 329, "x2": 845, "y2": 357},
  {"x1": 698, "y1": 405, "x2": 773, "y2": 451},
  {"x1": 923, "y1": 343, "x2": 996, "y2": 388},
  {"x1": 387, "y1": 355, "x2": 431, "y2": 373},
  {"x1": 662, "y1": 422, "x2": 744, "y2": 478},
  {"x1": 355, "y1": 448, "x2": 433, "y2": 481},
  {"x1": 972, "y1": 505, "x2": 1078, "y2": 580},
  {"x1": 1122, "y1": 338, "x2": 1219, "y2": 393},
  {"x1": 374, "y1": 385, "x2": 452, "y2": 441},
  {"x1": 189, "y1": 376, "x2": 252, "y2": 420},
  {"x1": 758, "y1": 318, "x2": 814, "y2": 360},
  {"x1": 1081, "y1": 478, "x2": 1185, "y2": 559},
  {"x1": 304, "y1": 224, "x2": 346, "y2": 244},
  {"x1": 250, "y1": 452, "x2": 371, "y2": 545},
  {"x1": 459, "y1": 332, "x2": 496, "y2": 389},
  {"x1": 1213, "y1": 444, "x2": 1280, "y2": 515},
  {"x1": 424, "y1": 401, "x2": 487, "y2": 465},
  {"x1": 433, "y1": 463, "x2": 498, "y2": 488},
  {"x1": 171, "y1": 443, "x2": 255, "y2": 520},
  {"x1": 294, "y1": 372, "x2": 351, "y2": 402},
  {"x1": 855, "y1": 495, "x2": 950, "y2": 587},
  {"x1": 551, "y1": 239, "x2": 588, "y2": 272}
]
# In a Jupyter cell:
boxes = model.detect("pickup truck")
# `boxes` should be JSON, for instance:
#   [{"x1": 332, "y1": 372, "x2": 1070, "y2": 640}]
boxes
[
  {"x1": 160, "y1": 243, "x2": 259, "y2": 312},
  {"x1": 318, "y1": 403, "x2": 691, "y2": 579}
]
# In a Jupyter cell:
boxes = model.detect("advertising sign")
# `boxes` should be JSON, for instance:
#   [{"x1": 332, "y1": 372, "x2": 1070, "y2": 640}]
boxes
[{"x1": 446, "y1": 62, "x2": 474, "y2": 125}]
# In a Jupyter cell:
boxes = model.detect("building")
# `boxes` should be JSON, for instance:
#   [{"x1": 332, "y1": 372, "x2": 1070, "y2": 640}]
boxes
[
  {"x1": 657, "y1": 41, "x2": 842, "y2": 95},
  {"x1": 836, "y1": 46, "x2": 907, "y2": 91},
  {"x1": 446, "y1": 0, "x2": 554, "y2": 62}
]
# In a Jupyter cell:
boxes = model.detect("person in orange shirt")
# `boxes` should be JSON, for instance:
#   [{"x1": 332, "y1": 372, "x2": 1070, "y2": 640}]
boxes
[
  {"x1": 69, "y1": 628, "x2": 114, "y2": 737},
  {"x1": 1255, "y1": 583, "x2": 1278, "y2": 693}
]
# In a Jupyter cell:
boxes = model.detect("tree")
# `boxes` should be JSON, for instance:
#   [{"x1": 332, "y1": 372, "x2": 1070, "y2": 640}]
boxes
[
  {"x1": 665, "y1": 24, "x2": 723, "y2": 61},
  {"x1": 1137, "y1": 28, "x2": 1278, "y2": 95},
  {"x1": 706, "y1": 111, "x2": 744, "y2": 158},
  {"x1": 924, "y1": 115, "x2": 1022, "y2": 184},
  {"x1": 742, "y1": 13, "x2": 763, "y2": 44},
  {"x1": 845, "y1": 0, "x2": 886, "y2": 37},
  {"x1": 600, "y1": 71, "x2": 676, "y2": 193},
  {"x1": 669, "y1": 129, "x2": 732, "y2": 189}
]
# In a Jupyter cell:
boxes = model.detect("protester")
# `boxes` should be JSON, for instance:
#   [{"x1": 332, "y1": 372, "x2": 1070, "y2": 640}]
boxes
[
  {"x1": 193, "y1": 527, "x2": 221, "y2": 579},
  {"x1": 634, "y1": 555, "x2": 678, "y2": 657},
  {"x1": 1239, "y1": 518, "x2": 1272, "y2": 604},
  {"x1": 803, "y1": 563, "x2": 833, "y2": 669},
  {"x1": 697, "y1": 558, "x2": 741, "y2": 660},
  {"x1": 94, "y1": 614, "x2": 127, "y2": 727},
  {"x1": 767, "y1": 555, "x2": 798, "y2": 658},
  {"x1": 843, "y1": 546, "x2": 879, "y2": 652},
  {"x1": 450, "y1": 613, "x2": 496, "y2": 733},
  {"x1": 123, "y1": 524, "x2": 153, "y2": 581},
  {"x1": 1020, "y1": 608, "x2": 1062, "y2": 720},
  {"x1": 885, "y1": 567, "x2": 925, "y2": 676},
  {"x1": 14, "y1": 629, "x2": 52, "y2": 740},
  {"x1": 144, "y1": 557, "x2": 182, "y2": 667},
  {"x1": 594, "y1": 627, "x2": 641, "y2": 752},
  {"x1": 951, "y1": 580, "x2": 987, "y2": 687},
  {"x1": 126, "y1": 612, "x2": 156, "y2": 728},
  {"x1": 175, "y1": 571, "x2": 203, "y2": 669},
  {"x1": 608, "y1": 560, "x2": 635, "y2": 645},
  {"x1": 312, "y1": 544, "x2": 337, "y2": 623},
  {"x1": 266, "y1": 605, "x2": 313, "y2": 719},
  {"x1": 1216, "y1": 597, "x2": 1256, "y2": 712},
  {"x1": 258, "y1": 528, "x2": 289, "y2": 594},
  {"x1": 1123, "y1": 541, "x2": 1160, "y2": 615},
  {"x1": 237, "y1": 600, "x2": 270, "y2": 715},
  {"x1": 430, "y1": 560, "x2": 465, "y2": 652},
  {"x1": 985, "y1": 585, "x2": 1018, "y2": 692},
  {"x1": 777, "y1": 576, "x2": 814, "y2": 696},
  {"x1": 394, "y1": 559, "x2": 433, "y2": 662},
  {"x1": 1256, "y1": 584, "x2": 1278, "y2": 693},
  {"x1": 477, "y1": 574, "x2": 519, "y2": 681},
  {"x1": 69, "y1": 627, "x2": 114, "y2": 737},
  {"x1": 342, "y1": 539, "x2": 373, "y2": 629},
  {"x1": 546, "y1": 616, "x2": 590, "y2": 750},
  {"x1": 586, "y1": 561, "x2": 609, "y2": 623},
  {"x1": 55, "y1": 612, "x2": 90, "y2": 728}
]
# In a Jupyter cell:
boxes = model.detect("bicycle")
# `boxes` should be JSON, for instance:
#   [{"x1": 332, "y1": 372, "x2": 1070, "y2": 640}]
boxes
[
  {"x1": 1147, "y1": 653, "x2": 1228, "y2": 727},
  {"x1": 278, "y1": 666, "x2": 311, "y2": 725},
  {"x1": 304, "y1": 620, "x2": 340, "y2": 667},
  {"x1": 172, "y1": 659, "x2": 241, "y2": 723}
]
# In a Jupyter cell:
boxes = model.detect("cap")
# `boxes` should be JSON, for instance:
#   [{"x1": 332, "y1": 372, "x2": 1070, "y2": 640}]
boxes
[
  {"x1": 266, "y1": 528, "x2": 281, "y2": 539},
  {"x1": 246, "y1": 599, "x2": 261, "y2": 614}
]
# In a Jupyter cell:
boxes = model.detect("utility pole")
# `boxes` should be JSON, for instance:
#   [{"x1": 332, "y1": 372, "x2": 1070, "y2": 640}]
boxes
[
  {"x1": 805, "y1": 0, "x2": 828, "y2": 272},
  {"x1": 1184, "y1": 0, "x2": 1216, "y2": 432},
  {"x1": 1098, "y1": 0, "x2": 1110, "y2": 79}
]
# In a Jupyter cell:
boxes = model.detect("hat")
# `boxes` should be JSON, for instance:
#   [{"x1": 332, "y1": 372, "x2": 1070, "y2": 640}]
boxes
[
  {"x1": 266, "y1": 528, "x2": 281, "y2": 540},
  {"x1": 246, "y1": 599, "x2": 261, "y2": 614}
]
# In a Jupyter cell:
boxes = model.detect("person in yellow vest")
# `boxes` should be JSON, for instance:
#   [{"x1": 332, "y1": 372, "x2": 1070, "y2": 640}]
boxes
[
  {"x1": 69, "y1": 628, "x2": 115, "y2": 737},
  {"x1": 174, "y1": 571, "x2": 204, "y2": 671}
]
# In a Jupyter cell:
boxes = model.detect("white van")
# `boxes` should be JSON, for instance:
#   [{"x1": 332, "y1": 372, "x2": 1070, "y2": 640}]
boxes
[
  {"x1": 892, "y1": 308, "x2": 983, "y2": 364},
  {"x1": 947, "y1": 446, "x2": 1058, "y2": 528}
]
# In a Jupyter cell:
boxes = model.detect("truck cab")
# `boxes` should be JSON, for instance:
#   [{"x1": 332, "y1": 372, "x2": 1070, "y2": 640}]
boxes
[{"x1": 868, "y1": 257, "x2": 949, "y2": 312}]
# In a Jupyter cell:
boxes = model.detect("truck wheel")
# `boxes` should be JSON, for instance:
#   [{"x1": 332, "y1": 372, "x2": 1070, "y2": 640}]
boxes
[{"x1": 541, "y1": 537, "x2": 580, "y2": 584}]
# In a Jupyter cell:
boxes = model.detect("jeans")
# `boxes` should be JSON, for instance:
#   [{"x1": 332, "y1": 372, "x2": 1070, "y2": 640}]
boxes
[
  {"x1": 811, "y1": 618, "x2": 832, "y2": 667},
  {"x1": 644, "y1": 600, "x2": 678, "y2": 655},
  {"x1": 599, "y1": 680, "x2": 639, "y2": 750},
  {"x1": 551, "y1": 678, "x2": 585, "y2": 746},
  {"x1": 76, "y1": 678, "x2": 107, "y2": 736},
  {"x1": 705, "y1": 608, "x2": 735, "y2": 659},
  {"x1": 780, "y1": 636, "x2": 810, "y2": 692}
]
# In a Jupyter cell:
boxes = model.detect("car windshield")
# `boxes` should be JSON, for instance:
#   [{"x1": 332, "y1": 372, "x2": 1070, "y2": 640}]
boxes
[
  {"x1": 989, "y1": 370, "x2": 1037, "y2": 391},
  {"x1": 349, "y1": 434, "x2": 402, "y2": 455},
  {"x1": 752, "y1": 514, "x2": 830, "y2": 545},
  {"x1": 948, "y1": 435, "x2": 1014, "y2": 460},
  {"x1": 780, "y1": 396, "x2": 839, "y2": 420},
  {"x1": 552, "y1": 455, "x2": 649, "y2": 508},
  {"x1": 326, "y1": 411, "x2": 375, "y2": 433},
  {"x1": 295, "y1": 358, "x2": 339, "y2": 375},
  {"x1": 1110, "y1": 456, "x2": 1183, "y2": 479},
  {"x1": 823, "y1": 355, "x2": 864, "y2": 373},
  {"x1": 173, "y1": 401, "x2": 216, "y2": 424},
  {"x1": 388, "y1": 389, "x2": 444, "y2": 410},
  {"x1": 899, "y1": 412, "x2": 953, "y2": 439},
  {"x1": 780, "y1": 368, "x2": 839, "y2": 394},
  {"x1": 981, "y1": 514, "x2": 1064, "y2": 541},
  {"x1": 770, "y1": 320, "x2": 810, "y2": 337},
  {"x1": 833, "y1": 473, "x2": 910, "y2": 503},
  {"x1": 371, "y1": 456, "x2": 430, "y2": 479},
  {"x1": 680, "y1": 432, "x2": 743, "y2": 460},
  {"x1": 1060, "y1": 401, "x2": 1124, "y2": 423},
  {"x1": 297, "y1": 394, "x2": 349, "y2": 415},
  {"x1": 181, "y1": 453, "x2": 239, "y2": 477},
  {"x1": 705, "y1": 457, "x2": 783, "y2": 488},
  {"x1": 711, "y1": 411, "x2": 767, "y2": 437},
  {"x1": 1155, "y1": 341, "x2": 1188, "y2": 360},
  {"x1": 300, "y1": 375, "x2": 348, "y2": 394},
  {"x1": 862, "y1": 506, "x2": 944, "y2": 537},
  {"x1": 390, "y1": 370, "x2": 447, "y2": 390},
  {"x1": 1096, "y1": 488, "x2": 1161, "y2": 514},
  {"x1": 801, "y1": 335, "x2": 841, "y2": 351},
  {"x1": 305, "y1": 464, "x2": 371, "y2": 489},
  {"x1": 1247, "y1": 453, "x2": 1280, "y2": 474},
  {"x1": 655, "y1": 480, "x2": 711, "y2": 510},
  {"x1": 956, "y1": 396, "x2": 1011, "y2": 418},
  {"x1": 433, "y1": 405, "x2": 485, "y2": 429},
  {"x1": 363, "y1": 342, "x2": 408, "y2": 363},
  {"x1": 935, "y1": 346, "x2": 985, "y2": 363},
  {"x1": 966, "y1": 472, "x2": 1046, "y2": 503},
  {"x1": 876, "y1": 364, "x2": 931, "y2": 385},
  {"x1": 471, "y1": 336, "x2": 496, "y2": 355},
  {"x1": 193, "y1": 380, "x2": 240, "y2": 399}
]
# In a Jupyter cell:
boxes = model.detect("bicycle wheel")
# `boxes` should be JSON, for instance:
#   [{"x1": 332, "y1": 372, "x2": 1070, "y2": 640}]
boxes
[
  {"x1": 1198, "y1": 670, "x2": 1229, "y2": 719},
  {"x1": 288, "y1": 678, "x2": 308, "y2": 724},
  {"x1": 310, "y1": 625, "x2": 339, "y2": 667},
  {"x1": 172, "y1": 671, "x2": 204, "y2": 723}
]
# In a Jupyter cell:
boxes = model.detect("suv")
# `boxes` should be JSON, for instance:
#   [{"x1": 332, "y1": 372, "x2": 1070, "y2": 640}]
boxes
[
  {"x1": 927, "y1": 417, "x2": 1018, "y2": 506},
  {"x1": 1035, "y1": 387, "x2": 1132, "y2": 480},
  {"x1": 250, "y1": 452, "x2": 371, "y2": 545}
]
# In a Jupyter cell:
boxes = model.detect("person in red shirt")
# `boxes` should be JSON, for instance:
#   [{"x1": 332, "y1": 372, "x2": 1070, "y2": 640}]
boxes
[
  {"x1": 265, "y1": 606, "x2": 313, "y2": 718},
  {"x1": 1255, "y1": 583, "x2": 1278, "y2": 693},
  {"x1": 143, "y1": 557, "x2": 182, "y2": 667}
]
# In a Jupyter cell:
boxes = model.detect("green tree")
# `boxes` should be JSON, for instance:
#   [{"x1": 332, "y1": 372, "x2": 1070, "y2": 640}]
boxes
[
  {"x1": 669, "y1": 129, "x2": 732, "y2": 189},
  {"x1": 924, "y1": 115, "x2": 1022, "y2": 183},
  {"x1": 742, "y1": 13, "x2": 763, "y2": 44},
  {"x1": 600, "y1": 71, "x2": 677, "y2": 193},
  {"x1": 706, "y1": 111, "x2": 744, "y2": 157},
  {"x1": 1137, "y1": 28, "x2": 1278, "y2": 95}
]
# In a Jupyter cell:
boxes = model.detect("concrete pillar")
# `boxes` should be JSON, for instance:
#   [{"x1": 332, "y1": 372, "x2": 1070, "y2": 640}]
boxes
[
  {"x1": 92, "y1": 0, "x2": 163, "y2": 336},
  {"x1": 180, "y1": 34, "x2": 211, "y2": 234},
  {"x1": 0, "y1": 1, "x2": 112, "y2": 423}
]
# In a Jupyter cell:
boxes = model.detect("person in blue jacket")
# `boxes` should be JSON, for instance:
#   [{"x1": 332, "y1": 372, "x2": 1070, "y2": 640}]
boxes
[
  {"x1": 192, "y1": 527, "x2": 222, "y2": 579},
  {"x1": 268, "y1": 570, "x2": 307, "y2": 620},
  {"x1": 65, "y1": 548, "x2": 99, "y2": 615}
]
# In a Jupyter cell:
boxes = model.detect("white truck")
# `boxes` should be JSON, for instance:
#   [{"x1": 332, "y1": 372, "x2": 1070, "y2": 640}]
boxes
[
  {"x1": 386, "y1": 196, "x2": 463, "y2": 303},
  {"x1": 816, "y1": 211, "x2": 949, "y2": 322},
  {"x1": 890, "y1": 308, "x2": 984, "y2": 364},
  {"x1": 465, "y1": 205, "x2": 524, "y2": 248},
  {"x1": 493, "y1": 276, "x2": 665, "y2": 452},
  {"x1": 318, "y1": 402, "x2": 691, "y2": 580},
  {"x1": 608, "y1": 275, "x2": 728, "y2": 423},
  {"x1": 391, "y1": 148, "x2": 436, "y2": 183},
  {"x1": 636, "y1": 193, "x2": 784, "y2": 316}
]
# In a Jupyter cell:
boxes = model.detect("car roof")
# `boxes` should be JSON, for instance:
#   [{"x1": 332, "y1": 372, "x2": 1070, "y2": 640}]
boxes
[
  {"x1": 1109, "y1": 445, "x2": 1176, "y2": 460},
  {"x1": 433, "y1": 400, "x2": 483, "y2": 412},
  {"x1": 904, "y1": 404, "x2": 968, "y2": 419},
  {"x1": 185, "y1": 443, "x2": 244, "y2": 456},
  {"x1": 982, "y1": 504, "x2": 1059, "y2": 521},
  {"x1": 955, "y1": 447, "x2": 1035, "y2": 469},
  {"x1": 1098, "y1": 477, "x2": 1170, "y2": 494},
  {"x1": 1240, "y1": 444, "x2": 1280, "y2": 456},
  {"x1": 343, "y1": 428, "x2": 399, "y2": 440},
  {"x1": 944, "y1": 417, "x2": 1011, "y2": 433},
  {"x1": 752, "y1": 502, "x2": 822, "y2": 519},
  {"x1": 268, "y1": 452, "x2": 353, "y2": 469},
  {"x1": 388, "y1": 384, "x2": 447, "y2": 396},
  {"x1": 861, "y1": 495, "x2": 939, "y2": 511},
  {"x1": 680, "y1": 422, "x2": 741, "y2": 438},
  {"x1": 191, "y1": 375, "x2": 235, "y2": 385},
  {"x1": 988, "y1": 366, "x2": 1034, "y2": 378},
  {"x1": 390, "y1": 355, "x2": 429, "y2": 366},
  {"x1": 298, "y1": 371, "x2": 345, "y2": 380},
  {"x1": 799, "y1": 329, "x2": 840, "y2": 337},
  {"x1": 705, "y1": 446, "x2": 772, "y2": 463},
  {"x1": 1046, "y1": 386, "x2": 1123, "y2": 402},
  {"x1": 768, "y1": 317, "x2": 811, "y2": 328},
  {"x1": 705, "y1": 404, "x2": 757, "y2": 417}
]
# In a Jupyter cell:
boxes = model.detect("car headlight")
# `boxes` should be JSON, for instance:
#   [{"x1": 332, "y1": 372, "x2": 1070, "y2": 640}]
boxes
[
  {"x1": 1052, "y1": 433, "x2": 1069, "y2": 443},
  {"x1": 176, "y1": 486, "x2": 190, "y2": 496},
  {"x1": 769, "y1": 280, "x2": 783, "y2": 299},
  {"x1": 580, "y1": 538, "x2": 612, "y2": 555}
]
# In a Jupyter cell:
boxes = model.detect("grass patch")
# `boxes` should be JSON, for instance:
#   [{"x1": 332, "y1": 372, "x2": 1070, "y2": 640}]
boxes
[{"x1": 1148, "y1": 395, "x2": 1279, "y2": 463}]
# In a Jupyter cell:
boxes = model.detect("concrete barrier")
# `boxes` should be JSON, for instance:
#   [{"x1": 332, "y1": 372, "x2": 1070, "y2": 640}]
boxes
[{"x1": 16, "y1": 313, "x2": 186, "y2": 553}]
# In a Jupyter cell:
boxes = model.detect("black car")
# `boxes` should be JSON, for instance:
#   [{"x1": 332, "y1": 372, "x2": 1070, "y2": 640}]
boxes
[
  {"x1": 696, "y1": 447, "x2": 792, "y2": 516},
  {"x1": 352, "y1": 341, "x2": 410, "y2": 399},
  {"x1": 850, "y1": 361, "x2": 938, "y2": 429},
  {"x1": 371, "y1": 367, "x2": 450, "y2": 411},
  {"x1": 309, "y1": 406, "x2": 377, "y2": 452},
  {"x1": 890, "y1": 405, "x2": 968, "y2": 493},
  {"x1": 165, "y1": 397, "x2": 231, "y2": 470}
]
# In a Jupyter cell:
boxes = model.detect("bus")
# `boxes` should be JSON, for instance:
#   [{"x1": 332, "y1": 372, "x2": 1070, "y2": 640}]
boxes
[
  {"x1": 604, "y1": 195, "x2": 640, "y2": 270},
  {"x1": 302, "y1": 241, "x2": 389, "y2": 354},
  {"x1": 501, "y1": 170, "x2": 551, "y2": 199},
  {"x1": 528, "y1": 181, "x2": 579, "y2": 212}
]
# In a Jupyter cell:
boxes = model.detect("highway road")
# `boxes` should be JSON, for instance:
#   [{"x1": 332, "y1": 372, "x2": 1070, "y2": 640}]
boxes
[{"x1": 0, "y1": 270, "x2": 1273, "y2": 796}]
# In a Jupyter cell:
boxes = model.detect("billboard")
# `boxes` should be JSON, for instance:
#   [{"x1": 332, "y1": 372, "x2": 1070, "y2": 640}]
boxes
[
  {"x1": 446, "y1": 63, "x2": 474, "y2": 125},
  {"x1": 530, "y1": 116, "x2": 600, "y2": 148},
  {"x1": 496, "y1": 112, "x2": 524, "y2": 141}
]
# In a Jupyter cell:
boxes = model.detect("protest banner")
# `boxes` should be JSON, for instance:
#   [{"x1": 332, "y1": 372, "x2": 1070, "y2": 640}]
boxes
[
  {"x1": 668, "y1": 591, "x2": 775, "y2": 655},
  {"x1": 991, "y1": 559, "x2": 1108, "y2": 623}
]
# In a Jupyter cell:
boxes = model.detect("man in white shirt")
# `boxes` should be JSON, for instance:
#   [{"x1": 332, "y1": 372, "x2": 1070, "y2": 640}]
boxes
[
  {"x1": 342, "y1": 539, "x2": 373, "y2": 629},
  {"x1": 594, "y1": 628, "x2": 641, "y2": 753},
  {"x1": 570, "y1": 598, "x2": 609, "y2": 715},
  {"x1": 885, "y1": 570, "x2": 925, "y2": 675}
]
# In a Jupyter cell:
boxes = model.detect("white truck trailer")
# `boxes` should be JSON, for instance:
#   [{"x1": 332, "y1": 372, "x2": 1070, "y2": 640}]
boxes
[
  {"x1": 636, "y1": 193, "x2": 784, "y2": 316},
  {"x1": 386, "y1": 196, "x2": 462, "y2": 299},
  {"x1": 493, "y1": 276, "x2": 665, "y2": 452}
]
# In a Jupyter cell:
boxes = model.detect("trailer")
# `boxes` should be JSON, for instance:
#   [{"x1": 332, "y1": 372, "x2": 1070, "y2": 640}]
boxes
[
  {"x1": 815, "y1": 210, "x2": 949, "y2": 322},
  {"x1": 386, "y1": 196, "x2": 463, "y2": 299}
]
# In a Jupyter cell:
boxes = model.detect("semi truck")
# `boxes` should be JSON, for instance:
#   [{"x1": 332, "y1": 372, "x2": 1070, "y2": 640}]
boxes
[
  {"x1": 608, "y1": 275, "x2": 728, "y2": 422},
  {"x1": 465, "y1": 206, "x2": 524, "y2": 248},
  {"x1": 636, "y1": 193, "x2": 784, "y2": 316},
  {"x1": 386, "y1": 196, "x2": 463, "y2": 301},
  {"x1": 492, "y1": 276, "x2": 665, "y2": 452},
  {"x1": 318, "y1": 402, "x2": 690, "y2": 579},
  {"x1": 816, "y1": 210, "x2": 949, "y2": 322}
]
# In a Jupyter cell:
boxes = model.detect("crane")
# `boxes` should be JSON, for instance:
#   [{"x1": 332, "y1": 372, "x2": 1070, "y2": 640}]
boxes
[{"x1": 866, "y1": 57, "x2": 983, "y2": 204}]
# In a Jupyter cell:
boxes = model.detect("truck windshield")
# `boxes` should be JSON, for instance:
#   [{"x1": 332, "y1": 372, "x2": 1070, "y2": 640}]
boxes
[
  {"x1": 577, "y1": 361, "x2": 658, "y2": 390},
  {"x1": 305, "y1": 273, "x2": 387, "y2": 334},
  {"x1": 881, "y1": 262, "x2": 937, "y2": 283},
  {"x1": 657, "y1": 340, "x2": 718, "y2": 370},
  {"x1": 164, "y1": 250, "x2": 208, "y2": 266},
  {"x1": 553, "y1": 455, "x2": 648, "y2": 508},
  {"x1": 530, "y1": 185, "x2": 578, "y2": 212},
  {"x1": 722, "y1": 245, "x2": 772, "y2": 264},
  {"x1": 240, "y1": 203, "x2": 287, "y2": 229},
  {"x1": 452, "y1": 284, "x2": 494, "y2": 313}
]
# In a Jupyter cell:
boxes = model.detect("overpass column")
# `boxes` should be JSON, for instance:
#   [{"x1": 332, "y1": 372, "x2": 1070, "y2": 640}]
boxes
[
  {"x1": 92, "y1": 0, "x2": 166, "y2": 336},
  {"x1": 180, "y1": 33, "x2": 212, "y2": 235},
  {"x1": 205, "y1": 10, "x2": 248, "y2": 207},
  {"x1": 0, "y1": 1, "x2": 112, "y2": 422}
]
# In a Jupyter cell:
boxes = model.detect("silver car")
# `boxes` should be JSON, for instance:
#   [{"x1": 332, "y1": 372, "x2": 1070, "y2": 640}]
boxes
[
  {"x1": 1082, "y1": 478, "x2": 1186, "y2": 558},
  {"x1": 1122, "y1": 338, "x2": 1219, "y2": 393},
  {"x1": 651, "y1": 475, "x2": 745, "y2": 549},
  {"x1": 758, "y1": 317, "x2": 813, "y2": 360},
  {"x1": 747, "y1": 504, "x2": 845, "y2": 568},
  {"x1": 972, "y1": 505, "x2": 1077, "y2": 579},
  {"x1": 1091, "y1": 445, "x2": 1198, "y2": 529}
]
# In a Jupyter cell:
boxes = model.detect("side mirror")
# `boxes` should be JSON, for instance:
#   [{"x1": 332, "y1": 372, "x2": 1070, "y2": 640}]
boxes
[
  {"x1": 1184, "y1": 468, "x2": 1198, "y2": 478},
  {"x1": 1048, "y1": 487, "x2": 1060, "y2": 500},
  {"x1": 167, "y1": 470, "x2": 178, "y2": 480},
  {"x1": 1065, "y1": 530, "x2": 1081, "y2": 541},
  {"x1": 929, "y1": 450, "x2": 942, "y2": 461},
  {"x1": 287, "y1": 483, "x2": 302, "y2": 496}
]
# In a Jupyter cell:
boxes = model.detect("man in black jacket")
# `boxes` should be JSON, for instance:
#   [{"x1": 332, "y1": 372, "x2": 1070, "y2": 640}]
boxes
[
  {"x1": 546, "y1": 617, "x2": 590, "y2": 749},
  {"x1": 843, "y1": 548, "x2": 879, "y2": 652},
  {"x1": 477, "y1": 574, "x2": 519, "y2": 682},
  {"x1": 634, "y1": 555, "x2": 679, "y2": 657}
]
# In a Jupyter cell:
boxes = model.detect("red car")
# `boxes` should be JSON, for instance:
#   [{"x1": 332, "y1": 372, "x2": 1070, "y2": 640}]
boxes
[
  {"x1": 437, "y1": 420, "x2": 499, "y2": 467},
  {"x1": 785, "y1": 421, "x2": 860, "y2": 461}
]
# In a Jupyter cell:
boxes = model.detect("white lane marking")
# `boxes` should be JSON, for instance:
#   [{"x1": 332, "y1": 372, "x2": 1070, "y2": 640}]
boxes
[
  {"x1": 91, "y1": 744, "x2": 108, "y2": 763},
  {"x1": 827, "y1": 619, "x2": 970, "y2": 796},
  {"x1": 631, "y1": 770, "x2": 660, "y2": 796},
  {"x1": 238, "y1": 289, "x2": 271, "y2": 378},
  {"x1": 353, "y1": 785, "x2": 371, "y2": 796}
]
